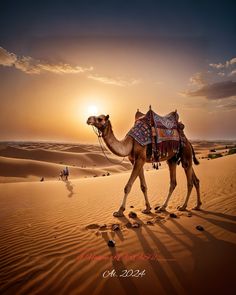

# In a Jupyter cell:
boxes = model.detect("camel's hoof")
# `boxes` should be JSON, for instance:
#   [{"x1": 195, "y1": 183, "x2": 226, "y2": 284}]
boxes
[
  {"x1": 156, "y1": 206, "x2": 166, "y2": 213},
  {"x1": 178, "y1": 205, "x2": 187, "y2": 211},
  {"x1": 142, "y1": 208, "x2": 151, "y2": 214},
  {"x1": 113, "y1": 211, "x2": 124, "y2": 218}
]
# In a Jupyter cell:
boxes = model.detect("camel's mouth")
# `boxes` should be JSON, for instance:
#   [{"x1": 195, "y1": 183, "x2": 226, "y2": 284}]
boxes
[{"x1": 86, "y1": 117, "x2": 95, "y2": 126}]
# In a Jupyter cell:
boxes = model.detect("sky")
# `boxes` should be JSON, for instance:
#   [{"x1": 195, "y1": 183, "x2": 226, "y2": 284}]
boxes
[{"x1": 0, "y1": 0, "x2": 236, "y2": 142}]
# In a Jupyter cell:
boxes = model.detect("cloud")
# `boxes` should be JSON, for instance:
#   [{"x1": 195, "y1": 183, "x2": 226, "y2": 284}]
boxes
[
  {"x1": 14, "y1": 56, "x2": 93, "y2": 74},
  {"x1": 217, "y1": 72, "x2": 225, "y2": 77},
  {"x1": 229, "y1": 69, "x2": 236, "y2": 76},
  {"x1": 0, "y1": 46, "x2": 93, "y2": 74},
  {"x1": 182, "y1": 56, "x2": 236, "y2": 105},
  {"x1": 0, "y1": 46, "x2": 139, "y2": 86},
  {"x1": 226, "y1": 57, "x2": 236, "y2": 67},
  {"x1": 189, "y1": 72, "x2": 206, "y2": 86},
  {"x1": 0, "y1": 47, "x2": 17, "y2": 66},
  {"x1": 0, "y1": 46, "x2": 140, "y2": 87},
  {"x1": 215, "y1": 100, "x2": 236, "y2": 111},
  {"x1": 88, "y1": 74, "x2": 140, "y2": 87},
  {"x1": 209, "y1": 56, "x2": 236, "y2": 70},
  {"x1": 209, "y1": 63, "x2": 225, "y2": 69},
  {"x1": 184, "y1": 81, "x2": 236, "y2": 100}
]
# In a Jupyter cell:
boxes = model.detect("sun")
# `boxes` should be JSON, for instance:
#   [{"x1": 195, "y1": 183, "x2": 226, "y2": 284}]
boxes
[{"x1": 87, "y1": 104, "x2": 98, "y2": 116}]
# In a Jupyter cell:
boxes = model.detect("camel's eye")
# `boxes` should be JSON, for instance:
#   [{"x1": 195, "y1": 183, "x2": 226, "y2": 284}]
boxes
[{"x1": 97, "y1": 118, "x2": 103, "y2": 122}]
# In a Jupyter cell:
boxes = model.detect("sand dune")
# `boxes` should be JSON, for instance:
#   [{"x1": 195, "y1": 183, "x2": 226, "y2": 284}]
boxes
[
  {"x1": 0, "y1": 156, "x2": 80, "y2": 181},
  {"x1": 0, "y1": 156, "x2": 131, "y2": 183},
  {"x1": 0, "y1": 145, "x2": 114, "y2": 166},
  {"x1": 0, "y1": 142, "x2": 132, "y2": 182},
  {"x1": 63, "y1": 146, "x2": 92, "y2": 153},
  {"x1": 0, "y1": 153, "x2": 235, "y2": 295}
]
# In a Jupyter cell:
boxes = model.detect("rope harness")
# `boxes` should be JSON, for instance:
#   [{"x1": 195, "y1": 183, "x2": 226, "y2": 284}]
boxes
[{"x1": 92, "y1": 125, "x2": 126, "y2": 165}]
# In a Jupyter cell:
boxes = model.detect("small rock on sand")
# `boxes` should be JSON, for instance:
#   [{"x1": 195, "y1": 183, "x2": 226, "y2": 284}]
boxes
[
  {"x1": 196, "y1": 225, "x2": 204, "y2": 231},
  {"x1": 107, "y1": 240, "x2": 116, "y2": 247},
  {"x1": 187, "y1": 212, "x2": 192, "y2": 217},
  {"x1": 128, "y1": 211, "x2": 137, "y2": 218},
  {"x1": 169, "y1": 213, "x2": 177, "y2": 218},
  {"x1": 130, "y1": 205, "x2": 134, "y2": 208}
]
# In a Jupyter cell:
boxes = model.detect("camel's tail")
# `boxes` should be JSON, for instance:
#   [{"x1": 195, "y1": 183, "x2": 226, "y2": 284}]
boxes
[{"x1": 190, "y1": 142, "x2": 200, "y2": 165}]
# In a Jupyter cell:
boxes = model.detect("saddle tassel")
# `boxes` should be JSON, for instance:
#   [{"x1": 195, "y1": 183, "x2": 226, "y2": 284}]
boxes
[{"x1": 149, "y1": 105, "x2": 160, "y2": 167}]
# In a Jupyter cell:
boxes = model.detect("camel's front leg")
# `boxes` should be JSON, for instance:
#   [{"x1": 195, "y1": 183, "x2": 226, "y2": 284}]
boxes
[
  {"x1": 113, "y1": 158, "x2": 144, "y2": 217},
  {"x1": 139, "y1": 167, "x2": 151, "y2": 214}
]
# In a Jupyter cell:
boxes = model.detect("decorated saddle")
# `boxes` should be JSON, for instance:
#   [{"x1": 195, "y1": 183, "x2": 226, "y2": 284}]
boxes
[{"x1": 128, "y1": 107, "x2": 182, "y2": 161}]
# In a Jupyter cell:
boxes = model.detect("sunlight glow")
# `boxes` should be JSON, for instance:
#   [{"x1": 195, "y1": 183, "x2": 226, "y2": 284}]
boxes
[{"x1": 87, "y1": 104, "x2": 98, "y2": 116}]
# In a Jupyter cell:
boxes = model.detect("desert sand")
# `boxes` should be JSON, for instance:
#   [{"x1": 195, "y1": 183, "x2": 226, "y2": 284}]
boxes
[{"x1": 0, "y1": 141, "x2": 236, "y2": 295}]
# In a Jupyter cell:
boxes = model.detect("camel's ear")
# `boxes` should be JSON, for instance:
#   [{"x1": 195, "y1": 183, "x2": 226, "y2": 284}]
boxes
[{"x1": 105, "y1": 115, "x2": 110, "y2": 121}]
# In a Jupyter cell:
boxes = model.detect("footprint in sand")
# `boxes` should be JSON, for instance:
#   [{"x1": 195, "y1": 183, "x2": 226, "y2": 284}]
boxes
[{"x1": 85, "y1": 224, "x2": 100, "y2": 230}]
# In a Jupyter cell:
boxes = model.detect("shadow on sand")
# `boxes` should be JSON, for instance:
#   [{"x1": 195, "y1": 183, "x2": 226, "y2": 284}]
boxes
[
  {"x1": 63, "y1": 180, "x2": 74, "y2": 198},
  {"x1": 100, "y1": 210, "x2": 236, "y2": 295},
  {"x1": 101, "y1": 231, "x2": 139, "y2": 294},
  {"x1": 169, "y1": 214, "x2": 236, "y2": 294},
  {"x1": 192, "y1": 209, "x2": 236, "y2": 233}
]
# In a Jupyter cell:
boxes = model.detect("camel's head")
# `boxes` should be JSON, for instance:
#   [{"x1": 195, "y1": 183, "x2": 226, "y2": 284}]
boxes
[{"x1": 87, "y1": 114, "x2": 110, "y2": 132}]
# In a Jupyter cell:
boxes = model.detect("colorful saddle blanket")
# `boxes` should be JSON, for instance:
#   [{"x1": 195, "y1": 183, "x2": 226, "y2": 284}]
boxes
[{"x1": 127, "y1": 109, "x2": 180, "y2": 156}]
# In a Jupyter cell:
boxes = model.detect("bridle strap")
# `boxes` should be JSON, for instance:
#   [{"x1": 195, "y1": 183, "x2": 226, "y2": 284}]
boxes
[
  {"x1": 100, "y1": 120, "x2": 109, "y2": 133},
  {"x1": 92, "y1": 123, "x2": 125, "y2": 165}
]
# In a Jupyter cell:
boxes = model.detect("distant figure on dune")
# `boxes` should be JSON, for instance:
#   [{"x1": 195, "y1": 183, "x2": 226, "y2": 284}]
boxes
[
  {"x1": 64, "y1": 167, "x2": 69, "y2": 181},
  {"x1": 59, "y1": 167, "x2": 69, "y2": 181}
]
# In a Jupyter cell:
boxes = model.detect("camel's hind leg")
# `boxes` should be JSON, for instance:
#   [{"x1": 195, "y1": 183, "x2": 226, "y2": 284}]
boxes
[
  {"x1": 139, "y1": 167, "x2": 152, "y2": 214},
  {"x1": 113, "y1": 157, "x2": 145, "y2": 217},
  {"x1": 192, "y1": 169, "x2": 202, "y2": 210},
  {"x1": 158, "y1": 160, "x2": 177, "y2": 211},
  {"x1": 178, "y1": 166, "x2": 193, "y2": 211}
]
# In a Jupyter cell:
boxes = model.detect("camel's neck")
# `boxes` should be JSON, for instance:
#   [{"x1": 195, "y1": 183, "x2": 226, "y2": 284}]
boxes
[{"x1": 102, "y1": 121, "x2": 133, "y2": 157}]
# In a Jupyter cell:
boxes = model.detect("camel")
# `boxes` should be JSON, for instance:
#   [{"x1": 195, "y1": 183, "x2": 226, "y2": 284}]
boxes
[{"x1": 87, "y1": 113, "x2": 201, "y2": 217}]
